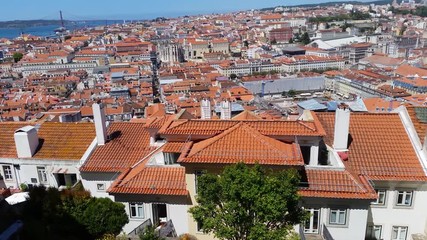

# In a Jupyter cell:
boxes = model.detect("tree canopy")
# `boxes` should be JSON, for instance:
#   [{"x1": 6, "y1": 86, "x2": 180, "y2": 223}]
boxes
[
  {"x1": 1, "y1": 185, "x2": 128, "y2": 240},
  {"x1": 189, "y1": 163, "x2": 306, "y2": 240},
  {"x1": 13, "y1": 52, "x2": 23, "y2": 63},
  {"x1": 301, "y1": 32, "x2": 311, "y2": 45}
]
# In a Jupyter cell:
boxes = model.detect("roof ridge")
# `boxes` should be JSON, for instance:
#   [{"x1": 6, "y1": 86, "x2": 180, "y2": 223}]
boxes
[
  {"x1": 239, "y1": 122, "x2": 293, "y2": 157},
  {"x1": 188, "y1": 122, "x2": 244, "y2": 157}
]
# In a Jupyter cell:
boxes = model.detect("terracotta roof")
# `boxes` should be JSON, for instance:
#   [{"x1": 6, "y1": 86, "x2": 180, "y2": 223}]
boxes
[
  {"x1": 299, "y1": 169, "x2": 377, "y2": 199},
  {"x1": 80, "y1": 122, "x2": 155, "y2": 172},
  {"x1": 108, "y1": 166, "x2": 187, "y2": 196},
  {"x1": 32, "y1": 122, "x2": 95, "y2": 160},
  {"x1": 317, "y1": 112, "x2": 427, "y2": 181},
  {"x1": 179, "y1": 123, "x2": 303, "y2": 165},
  {"x1": 161, "y1": 116, "x2": 326, "y2": 138},
  {"x1": 406, "y1": 105, "x2": 427, "y2": 145},
  {"x1": 163, "y1": 142, "x2": 187, "y2": 153},
  {"x1": 0, "y1": 123, "x2": 33, "y2": 158},
  {"x1": 232, "y1": 110, "x2": 261, "y2": 120}
]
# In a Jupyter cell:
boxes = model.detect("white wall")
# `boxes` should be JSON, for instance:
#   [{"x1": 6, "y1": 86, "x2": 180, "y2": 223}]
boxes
[
  {"x1": 368, "y1": 184, "x2": 427, "y2": 240},
  {"x1": 114, "y1": 194, "x2": 189, "y2": 236},
  {"x1": 302, "y1": 198, "x2": 370, "y2": 240},
  {"x1": 80, "y1": 172, "x2": 119, "y2": 199}
]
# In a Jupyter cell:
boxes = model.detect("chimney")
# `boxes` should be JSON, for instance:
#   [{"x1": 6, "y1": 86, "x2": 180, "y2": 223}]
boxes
[
  {"x1": 200, "y1": 99, "x2": 211, "y2": 119},
  {"x1": 333, "y1": 105, "x2": 350, "y2": 152},
  {"x1": 93, "y1": 103, "x2": 107, "y2": 145},
  {"x1": 14, "y1": 126, "x2": 39, "y2": 158},
  {"x1": 220, "y1": 99, "x2": 232, "y2": 120}
]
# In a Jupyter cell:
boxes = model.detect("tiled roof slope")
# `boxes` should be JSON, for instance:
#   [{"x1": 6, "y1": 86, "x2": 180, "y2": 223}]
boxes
[
  {"x1": 0, "y1": 123, "x2": 33, "y2": 158},
  {"x1": 299, "y1": 169, "x2": 376, "y2": 199},
  {"x1": 109, "y1": 166, "x2": 187, "y2": 196},
  {"x1": 0, "y1": 122, "x2": 95, "y2": 160},
  {"x1": 232, "y1": 110, "x2": 261, "y2": 120},
  {"x1": 317, "y1": 112, "x2": 427, "y2": 181},
  {"x1": 161, "y1": 116, "x2": 326, "y2": 137},
  {"x1": 179, "y1": 122, "x2": 304, "y2": 165},
  {"x1": 163, "y1": 142, "x2": 186, "y2": 153},
  {"x1": 407, "y1": 105, "x2": 427, "y2": 145},
  {"x1": 33, "y1": 122, "x2": 95, "y2": 160},
  {"x1": 80, "y1": 122, "x2": 156, "y2": 172}
]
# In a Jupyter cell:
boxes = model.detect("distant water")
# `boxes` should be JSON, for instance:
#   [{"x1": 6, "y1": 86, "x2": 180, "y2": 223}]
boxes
[{"x1": 0, "y1": 20, "x2": 117, "y2": 39}]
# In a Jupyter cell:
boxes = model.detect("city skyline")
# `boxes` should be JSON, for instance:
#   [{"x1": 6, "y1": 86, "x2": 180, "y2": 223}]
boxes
[{"x1": 1, "y1": 0, "x2": 373, "y2": 21}]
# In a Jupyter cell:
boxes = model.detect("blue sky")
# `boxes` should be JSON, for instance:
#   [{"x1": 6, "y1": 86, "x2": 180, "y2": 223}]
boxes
[{"x1": 1, "y1": 0, "x2": 363, "y2": 21}]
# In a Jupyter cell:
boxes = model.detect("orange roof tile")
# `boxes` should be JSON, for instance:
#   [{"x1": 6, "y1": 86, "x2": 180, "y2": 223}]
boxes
[
  {"x1": 317, "y1": 112, "x2": 427, "y2": 181},
  {"x1": 161, "y1": 117, "x2": 326, "y2": 138},
  {"x1": 0, "y1": 123, "x2": 34, "y2": 158},
  {"x1": 32, "y1": 122, "x2": 95, "y2": 160},
  {"x1": 0, "y1": 122, "x2": 95, "y2": 160},
  {"x1": 163, "y1": 142, "x2": 187, "y2": 153},
  {"x1": 299, "y1": 169, "x2": 376, "y2": 199},
  {"x1": 109, "y1": 166, "x2": 187, "y2": 196},
  {"x1": 232, "y1": 110, "x2": 261, "y2": 120},
  {"x1": 180, "y1": 123, "x2": 303, "y2": 165},
  {"x1": 80, "y1": 122, "x2": 155, "y2": 172},
  {"x1": 406, "y1": 105, "x2": 427, "y2": 145}
]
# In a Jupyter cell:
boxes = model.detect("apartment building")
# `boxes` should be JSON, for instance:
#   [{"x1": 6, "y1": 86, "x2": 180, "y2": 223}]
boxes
[{"x1": 2, "y1": 102, "x2": 427, "y2": 240}]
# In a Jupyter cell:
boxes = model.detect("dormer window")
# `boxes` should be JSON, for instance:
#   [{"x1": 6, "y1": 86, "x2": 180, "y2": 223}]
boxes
[{"x1": 164, "y1": 152, "x2": 180, "y2": 165}]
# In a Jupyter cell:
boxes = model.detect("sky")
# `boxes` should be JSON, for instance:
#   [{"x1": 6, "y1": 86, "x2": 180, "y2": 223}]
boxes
[{"x1": 0, "y1": 0, "x2": 365, "y2": 21}]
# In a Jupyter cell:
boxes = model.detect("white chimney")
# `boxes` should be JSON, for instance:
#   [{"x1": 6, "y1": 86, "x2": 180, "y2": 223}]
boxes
[
  {"x1": 93, "y1": 103, "x2": 107, "y2": 145},
  {"x1": 14, "y1": 126, "x2": 39, "y2": 158},
  {"x1": 333, "y1": 106, "x2": 350, "y2": 152},
  {"x1": 200, "y1": 99, "x2": 211, "y2": 119},
  {"x1": 220, "y1": 100, "x2": 232, "y2": 120}
]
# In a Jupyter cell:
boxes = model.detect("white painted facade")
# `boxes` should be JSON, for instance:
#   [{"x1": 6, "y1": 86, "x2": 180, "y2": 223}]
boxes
[
  {"x1": 80, "y1": 172, "x2": 118, "y2": 199},
  {"x1": 0, "y1": 158, "x2": 80, "y2": 189},
  {"x1": 367, "y1": 183, "x2": 427, "y2": 240},
  {"x1": 301, "y1": 198, "x2": 370, "y2": 240}
]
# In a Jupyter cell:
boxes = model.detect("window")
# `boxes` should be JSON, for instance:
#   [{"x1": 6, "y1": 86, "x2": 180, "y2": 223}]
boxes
[
  {"x1": 2, "y1": 166, "x2": 12, "y2": 180},
  {"x1": 372, "y1": 190, "x2": 386, "y2": 205},
  {"x1": 164, "y1": 152, "x2": 180, "y2": 165},
  {"x1": 392, "y1": 226, "x2": 407, "y2": 240},
  {"x1": 97, "y1": 183, "x2": 105, "y2": 191},
  {"x1": 130, "y1": 203, "x2": 144, "y2": 219},
  {"x1": 396, "y1": 191, "x2": 413, "y2": 206},
  {"x1": 37, "y1": 166, "x2": 47, "y2": 184},
  {"x1": 366, "y1": 225, "x2": 382, "y2": 240},
  {"x1": 195, "y1": 170, "x2": 204, "y2": 194},
  {"x1": 329, "y1": 209, "x2": 347, "y2": 225},
  {"x1": 197, "y1": 220, "x2": 204, "y2": 232}
]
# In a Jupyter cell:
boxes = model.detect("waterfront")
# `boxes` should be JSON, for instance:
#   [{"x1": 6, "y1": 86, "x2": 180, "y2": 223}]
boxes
[{"x1": 0, "y1": 20, "x2": 114, "y2": 39}]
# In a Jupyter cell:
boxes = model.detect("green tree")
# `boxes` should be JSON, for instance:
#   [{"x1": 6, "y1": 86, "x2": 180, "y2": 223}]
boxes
[
  {"x1": 13, "y1": 52, "x2": 23, "y2": 63},
  {"x1": 301, "y1": 32, "x2": 311, "y2": 45},
  {"x1": 288, "y1": 38, "x2": 294, "y2": 43},
  {"x1": 80, "y1": 198, "x2": 129, "y2": 239},
  {"x1": 288, "y1": 89, "x2": 297, "y2": 97},
  {"x1": 230, "y1": 73, "x2": 237, "y2": 80},
  {"x1": 189, "y1": 163, "x2": 306, "y2": 240},
  {"x1": 139, "y1": 226, "x2": 165, "y2": 240}
]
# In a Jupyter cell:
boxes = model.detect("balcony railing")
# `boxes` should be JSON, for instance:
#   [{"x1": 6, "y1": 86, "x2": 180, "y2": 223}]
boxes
[{"x1": 322, "y1": 224, "x2": 334, "y2": 240}]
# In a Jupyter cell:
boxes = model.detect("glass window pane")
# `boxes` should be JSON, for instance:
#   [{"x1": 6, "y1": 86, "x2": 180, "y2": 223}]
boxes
[
  {"x1": 130, "y1": 205, "x2": 136, "y2": 217},
  {"x1": 405, "y1": 194, "x2": 412, "y2": 205},
  {"x1": 330, "y1": 211, "x2": 337, "y2": 223},
  {"x1": 338, "y1": 211, "x2": 346, "y2": 224},
  {"x1": 397, "y1": 193, "x2": 403, "y2": 204},
  {"x1": 138, "y1": 205, "x2": 144, "y2": 218},
  {"x1": 400, "y1": 227, "x2": 407, "y2": 240},
  {"x1": 392, "y1": 227, "x2": 398, "y2": 239}
]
